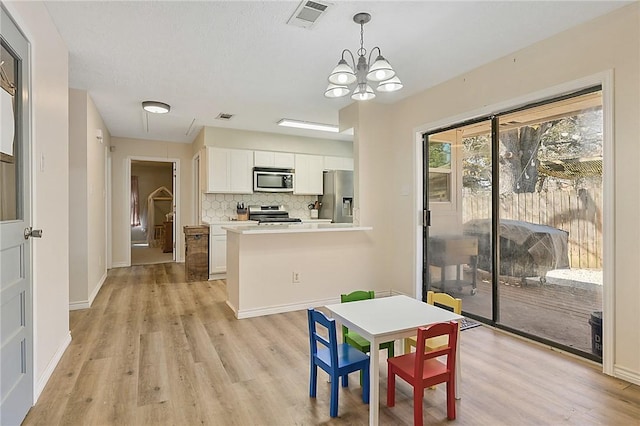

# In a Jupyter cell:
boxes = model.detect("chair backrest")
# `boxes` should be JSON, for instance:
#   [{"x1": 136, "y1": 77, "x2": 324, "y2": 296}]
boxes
[
  {"x1": 341, "y1": 290, "x2": 375, "y2": 303},
  {"x1": 340, "y1": 290, "x2": 375, "y2": 340},
  {"x1": 308, "y1": 309, "x2": 339, "y2": 367},
  {"x1": 427, "y1": 291, "x2": 462, "y2": 314},
  {"x1": 414, "y1": 321, "x2": 459, "y2": 378}
]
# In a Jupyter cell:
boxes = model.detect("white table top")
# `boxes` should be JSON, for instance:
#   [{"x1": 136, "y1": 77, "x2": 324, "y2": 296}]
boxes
[
  {"x1": 325, "y1": 294, "x2": 464, "y2": 425},
  {"x1": 325, "y1": 294, "x2": 463, "y2": 338}
]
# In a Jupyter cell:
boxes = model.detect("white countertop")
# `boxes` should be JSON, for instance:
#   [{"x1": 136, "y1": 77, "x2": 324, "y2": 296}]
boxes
[
  {"x1": 223, "y1": 223, "x2": 372, "y2": 234},
  {"x1": 203, "y1": 220, "x2": 258, "y2": 225},
  {"x1": 203, "y1": 219, "x2": 331, "y2": 226}
]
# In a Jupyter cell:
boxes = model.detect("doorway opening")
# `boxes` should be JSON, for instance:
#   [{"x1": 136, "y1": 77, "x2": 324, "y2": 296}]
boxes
[
  {"x1": 423, "y1": 87, "x2": 605, "y2": 361},
  {"x1": 130, "y1": 160, "x2": 175, "y2": 265}
]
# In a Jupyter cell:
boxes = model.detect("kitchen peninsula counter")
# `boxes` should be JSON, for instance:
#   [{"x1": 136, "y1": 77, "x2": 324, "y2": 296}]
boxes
[
  {"x1": 225, "y1": 223, "x2": 375, "y2": 319},
  {"x1": 223, "y1": 223, "x2": 372, "y2": 234}
]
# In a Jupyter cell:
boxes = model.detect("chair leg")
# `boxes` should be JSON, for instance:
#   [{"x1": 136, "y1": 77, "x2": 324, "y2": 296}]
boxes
[
  {"x1": 446, "y1": 381, "x2": 456, "y2": 420},
  {"x1": 362, "y1": 364, "x2": 370, "y2": 404},
  {"x1": 387, "y1": 364, "x2": 396, "y2": 407},
  {"x1": 413, "y1": 386, "x2": 424, "y2": 426},
  {"x1": 342, "y1": 373, "x2": 349, "y2": 388},
  {"x1": 404, "y1": 338, "x2": 413, "y2": 354},
  {"x1": 330, "y1": 374, "x2": 339, "y2": 417},
  {"x1": 387, "y1": 342, "x2": 394, "y2": 358},
  {"x1": 309, "y1": 364, "x2": 317, "y2": 398}
]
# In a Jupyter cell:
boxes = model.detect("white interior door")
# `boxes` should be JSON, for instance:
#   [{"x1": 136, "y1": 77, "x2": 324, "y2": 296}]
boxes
[{"x1": 1, "y1": 6, "x2": 34, "y2": 425}]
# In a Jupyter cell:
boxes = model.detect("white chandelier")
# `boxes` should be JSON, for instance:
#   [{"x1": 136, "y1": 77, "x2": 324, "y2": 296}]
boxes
[{"x1": 325, "y1": 12, "x2": 402, "y2": 101}]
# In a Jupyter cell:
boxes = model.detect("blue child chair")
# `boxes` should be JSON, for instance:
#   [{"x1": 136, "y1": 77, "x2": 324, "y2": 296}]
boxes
[{"x1": 307, "y1": 308, "x2": 370, "y2": 417}]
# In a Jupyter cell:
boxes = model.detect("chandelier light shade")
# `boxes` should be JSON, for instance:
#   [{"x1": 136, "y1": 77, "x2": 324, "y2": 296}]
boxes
[
  {"x1": 325, "y1": 12, "x2": 402, "y2": 101},
  {"x1": 325, "y1": 83, "x2": 351, "y2": 98},
  {"x1": 377, "y1": 76, "x2": 404, "y2": 92},
  {"x1": 142, "y1": 100, "x2": 171, "y2": 114},
  {"x1": 328, "y1": 59, "x2": 357, "y2": 85}
]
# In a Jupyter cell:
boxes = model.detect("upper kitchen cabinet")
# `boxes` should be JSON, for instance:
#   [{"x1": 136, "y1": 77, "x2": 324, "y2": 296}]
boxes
[
  {"x1": 324, "y1": 156, "x2": 354, "y2": 171},
  {"x1": 205, "y1": 147, "x2": 254, "y2": 193},
  {"x1": 294, "y1": 154, "x2": 324, "y2": 195},
  {"x1": 254, "y1": 150, "x2": 295, "y2": 169}
]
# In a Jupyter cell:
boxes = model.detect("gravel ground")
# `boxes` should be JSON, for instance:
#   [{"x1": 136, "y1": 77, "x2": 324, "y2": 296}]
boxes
[{"x1": 544, "y1": 268, "x2": 603, "y2": 289}]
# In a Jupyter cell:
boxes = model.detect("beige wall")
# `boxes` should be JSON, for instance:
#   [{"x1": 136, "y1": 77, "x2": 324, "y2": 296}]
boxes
[
  {"x1": 86, "y1": 94, "x2": 109, "y2": 303},
  {"x1": 197, "y1": 126, "x2": 353, "y2": 157},
  {"x1": 68, "y1": 89, "x2": 88, "y2": 303},
  {"x1": 226, "y1": 230, "x2": 377, "y2": 318},
  {"x1": 3, "y1": 0, "x2": 71, "y2": 398},
  {"x1": 110, "y1": 138, "x2": 193, "y2": 266},
  {"x1": 68, "y1": 89, "x2": 110, "y2": 307},
  {"x1": 350, "y1": 4, "x2": 640, "y2": 382}
]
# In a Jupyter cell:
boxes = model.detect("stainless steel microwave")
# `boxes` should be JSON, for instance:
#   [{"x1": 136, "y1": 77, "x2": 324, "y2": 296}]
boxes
[{"x1": 253, "y1": 168, "x2": 294, "y2": 192}]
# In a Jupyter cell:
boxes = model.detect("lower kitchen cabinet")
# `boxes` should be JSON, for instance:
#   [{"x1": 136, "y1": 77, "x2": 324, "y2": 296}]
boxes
[
  {"x1": 209, "y1": 222, "x2": 257, "y2": 276},
  {"x1": 210, "y1": 234, "x2": 227, "y2": 274}
]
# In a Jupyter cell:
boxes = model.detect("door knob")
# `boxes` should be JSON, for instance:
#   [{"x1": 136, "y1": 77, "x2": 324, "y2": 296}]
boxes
[{"x1": 24, "y1": 227, "x2": 43, "y2": 239}]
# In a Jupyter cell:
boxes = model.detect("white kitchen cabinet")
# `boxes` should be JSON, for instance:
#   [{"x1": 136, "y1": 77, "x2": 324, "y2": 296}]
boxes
[
  {"x1": 294, "y1": 154, "x2": 324, "y2": 195},
  {"x1": 210, "y1": 234, "x2": 227, "y2": 274},
  {"x1": 205, "y1": 147, "x2": 254, "y2": 193},
  {"x1": 209, "y1": 222, "x2": 258, "y2": 275},
  {"x1": 324, "y1": 156, "x2": 354, "y2": 171},
  {"x1": 254, "y1": 151, "x2": 295, "y2": 169}
]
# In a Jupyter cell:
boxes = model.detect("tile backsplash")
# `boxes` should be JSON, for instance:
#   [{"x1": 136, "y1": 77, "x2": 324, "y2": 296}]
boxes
[{"x1": 202, "y1": 193, "x2": 319, "y2": 222}]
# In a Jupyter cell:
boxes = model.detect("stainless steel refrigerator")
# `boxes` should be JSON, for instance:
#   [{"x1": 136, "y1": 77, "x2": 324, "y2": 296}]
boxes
[{"x1": 319, "y1": 170, "x2": 353, "y2": 223}]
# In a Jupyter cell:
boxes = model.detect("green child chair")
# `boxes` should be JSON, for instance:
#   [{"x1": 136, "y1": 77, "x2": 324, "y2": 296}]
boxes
[{"x1": 340, "y1": 290, "x2": 396, "y2": 359}]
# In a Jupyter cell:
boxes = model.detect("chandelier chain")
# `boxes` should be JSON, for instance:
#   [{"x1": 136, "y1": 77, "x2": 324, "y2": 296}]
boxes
[{"x1": 358, "y1": 22, "x2": 366, "y2": 57}]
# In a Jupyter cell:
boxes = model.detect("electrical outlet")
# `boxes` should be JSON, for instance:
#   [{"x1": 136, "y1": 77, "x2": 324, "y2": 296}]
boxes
[{"x1": 292, "y1": 271, "x2": 301, "y2": 283}]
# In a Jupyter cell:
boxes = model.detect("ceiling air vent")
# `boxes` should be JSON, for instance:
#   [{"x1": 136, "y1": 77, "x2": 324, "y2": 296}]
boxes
[
  {"x1": 216, "y1": 113, "x2": 234, "y2": 120},
  {"x1": 287, "y1": 1, "x2": 331, "y2": 29}
]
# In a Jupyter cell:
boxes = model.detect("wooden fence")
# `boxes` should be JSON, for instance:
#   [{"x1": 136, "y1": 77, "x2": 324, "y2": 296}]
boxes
[{"x1": 462, "y1": 188, "x2": 603, "y2": 269}]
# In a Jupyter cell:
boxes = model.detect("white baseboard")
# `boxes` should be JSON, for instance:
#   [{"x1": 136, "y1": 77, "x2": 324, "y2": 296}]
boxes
[
  {"x1": 69, "y1": 300, "x2": 90, "y2": 311},
  {"x1": 69, "y1": 272, "x2": 107, "y2": 311},
  {"x1": 34, "y1": 331, "x2": 71, "y2": 401},
  {"x1": 232, "y1": 291, "x2": 398, "y2": 319},
  {"x1": 613, "y1": 365, "x2": 640, "y2": 387},
  {"x1": 88, "y1": 272, "x2": 107, "y2": 306},
  {"x1": 210, "y1": 273, "x2": 227, "y2": 281},
  {"x1": 225, "y1": 300, "x2": 238, "y2": 316},
  {"x1": 111, "y1": 261, "x2": 129, "y2": 268},
  {"x1": 235, "y1": 296, "x2": 342, "y2": 319}
]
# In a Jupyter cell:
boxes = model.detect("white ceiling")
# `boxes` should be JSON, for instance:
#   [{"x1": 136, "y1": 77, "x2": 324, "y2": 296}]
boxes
[{"x1": 44, "y1": 1, "x2": 629, "y2": 144}]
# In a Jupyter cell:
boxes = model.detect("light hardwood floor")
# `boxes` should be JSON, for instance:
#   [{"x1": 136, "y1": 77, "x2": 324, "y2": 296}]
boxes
[{"x1": 24, "y1": 263, "x2": 640, "y2": 425}]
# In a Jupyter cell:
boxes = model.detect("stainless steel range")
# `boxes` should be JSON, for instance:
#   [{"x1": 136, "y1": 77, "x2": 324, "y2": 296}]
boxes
[{"x1": 248, "y1": 205, "x2": 302, "y2": 224}]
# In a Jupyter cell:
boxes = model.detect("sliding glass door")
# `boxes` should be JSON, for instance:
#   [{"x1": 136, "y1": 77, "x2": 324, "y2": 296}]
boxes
[{"x1": 424, "y1": 88, "x2": 604, "y2": 361}]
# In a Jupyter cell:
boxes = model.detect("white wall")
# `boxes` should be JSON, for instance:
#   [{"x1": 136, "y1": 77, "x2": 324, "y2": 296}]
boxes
[
  {"x1": 2, "y1": 0, "x2": 71, "y2": 399},
  {"x1": 349, "y1": 4, "x2": 640, "y2": 383},
  {"x1": 68, "y1": 89, "x2": 110, "y2": 308},
  {"x1": 110, "y1": 137, "x2": 193, "y2": 266}
]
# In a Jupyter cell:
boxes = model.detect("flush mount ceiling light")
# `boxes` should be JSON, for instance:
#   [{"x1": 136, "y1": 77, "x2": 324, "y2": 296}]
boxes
[
  {"x1": 325, "y1": 12, "x2": 403, "y2": 101},
  {"x1": 277, "y1": 118, "x2": 339, "y2": 133},
  {"x1": 142, "y1": 100, "x2": 170, "y2": 114}
]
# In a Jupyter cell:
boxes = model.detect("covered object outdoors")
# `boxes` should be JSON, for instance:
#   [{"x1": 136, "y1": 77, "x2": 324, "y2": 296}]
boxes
[{"x1": 464, "y1": 219, "x2": 570, "y2": 284}]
